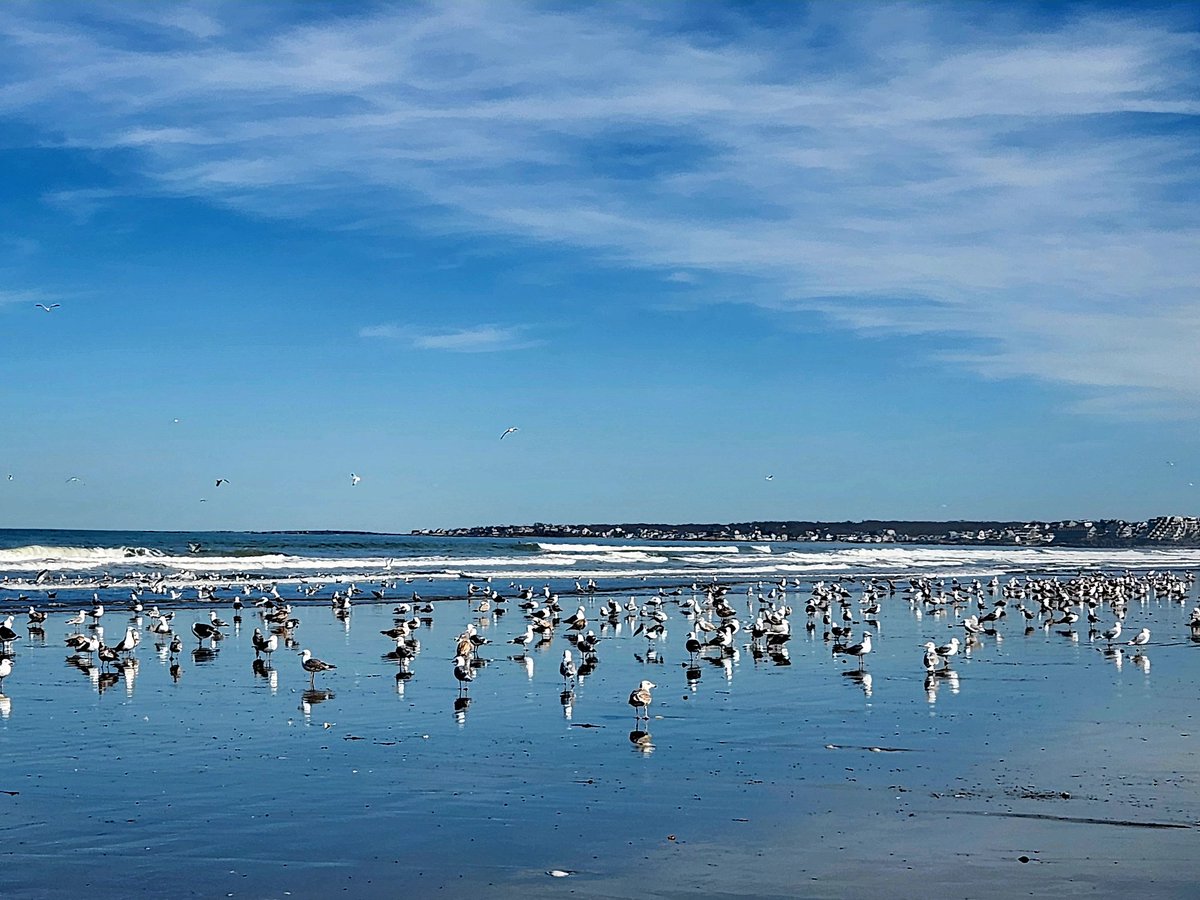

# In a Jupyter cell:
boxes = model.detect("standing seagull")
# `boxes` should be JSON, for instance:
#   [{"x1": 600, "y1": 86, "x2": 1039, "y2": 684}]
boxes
[
  {"x1": 0, "y1": 657, "x2": 11, "y2": 691},
  {"x1": 560, "y1": 649, "x2": 576, "y2": 688},
  {"x1": 836, "y1": 632, "x2": 872, "y2": 670},
  {"x1": 1127, "y1": 627, "x2": 1151, "y2": 648},
  {"x1": 301, "y1": 649, "x2": 336, "y2": 687},
  {"x1": 921, "y1": 641, "x2": 940, "y2": 673},
  {"x1": 934, "y1": 636, "x2": 960, "y2": 669},
  {"x1": 1100, "y1": 622, "x2": 1122, "y2": 647},
  {"x1": 628, "y1": 680, "x2": 655, "y2": 719},
  {"x1": 500, "y1": 427, "x2": 519, "y2": 440},
  {"x1": 453, "y1": 655, "x2": 474, "y2": 691}
]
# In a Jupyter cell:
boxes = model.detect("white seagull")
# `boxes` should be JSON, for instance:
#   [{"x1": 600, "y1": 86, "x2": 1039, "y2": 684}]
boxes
[
  {"x1": 350, "y1": 473, "x2": 361, "y2": 486},
  {"x1": 1127, "y1": 627, "x2": 1150, "y2": 647},
  {"x1": 35, "y1": 303, "x2": 60, "y2": 312},
  {"x1": 500, "y1": 427, "x2": 519, "y2": 440}
]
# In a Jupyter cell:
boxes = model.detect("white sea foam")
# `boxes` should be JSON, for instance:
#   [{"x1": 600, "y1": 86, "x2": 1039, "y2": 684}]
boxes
[
  {"x1": 0, "y1": 545, "x2": 166, "y2": 566},
  {"x1": 535, "y1": 542, "x2": 739, "y2": 555},
  {"x1": 2, "y1": 539, "x2": 1199, "y2": 593}
]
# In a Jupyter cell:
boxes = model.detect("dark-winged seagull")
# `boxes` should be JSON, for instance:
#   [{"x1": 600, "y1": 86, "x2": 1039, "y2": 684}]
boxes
[{"x1": 301, "y1": 649, "x2": 336, "y2": 687}]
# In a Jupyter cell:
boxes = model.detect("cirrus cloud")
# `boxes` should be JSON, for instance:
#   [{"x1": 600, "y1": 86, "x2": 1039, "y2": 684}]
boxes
[{"x1": 1, "y1": 2, "x2": 1197, "y2": 414}]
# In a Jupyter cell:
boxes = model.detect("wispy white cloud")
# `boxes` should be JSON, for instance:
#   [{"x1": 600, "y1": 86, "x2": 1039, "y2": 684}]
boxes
[
  {"x1": 360, "y1": 323, "x2": 539, "y2": 353},
  {"x1": 1, "y1": 2, "x2": 1197, "y2": 413},
  {"x1": 0, "y1": 288, "x2": 60, "y2": 308}
]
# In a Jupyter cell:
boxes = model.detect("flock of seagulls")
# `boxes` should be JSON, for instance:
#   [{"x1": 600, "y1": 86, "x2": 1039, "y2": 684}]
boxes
[{"x1": 0, "y1": 567, "x2": 1193, "y2": 741}]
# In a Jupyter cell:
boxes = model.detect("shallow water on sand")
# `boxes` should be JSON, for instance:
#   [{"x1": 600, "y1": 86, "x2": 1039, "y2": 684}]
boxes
[{"x1": 1, "y1": 582, "x2": 1198, "y2": 899}]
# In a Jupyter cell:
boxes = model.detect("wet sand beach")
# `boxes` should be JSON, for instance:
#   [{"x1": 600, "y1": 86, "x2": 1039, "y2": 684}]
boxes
[{"x1": 1, "y1": 564, "x2": 1198, "y2": 898}]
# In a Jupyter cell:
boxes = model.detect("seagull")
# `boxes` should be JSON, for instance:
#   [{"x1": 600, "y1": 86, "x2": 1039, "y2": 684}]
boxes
[
  {"x1": 835, "y1": 632, "x2": 872, "y2": 670},
  {"x1": 921, "y1": 641, "x2": 940, "y2": 672},
  {"x1": 934, "y1": 636, "x2": 960, "y2": 668},
  {"x1": 560, "y1": 649, "x2": 576, "y2": 687},
  {"x1": 764, "y1": 474, "x2": 774, "y2": 481},
  {"x1": 301, "y1": 649, "x2": 336, "y2": 687},
  {"x1": 1127, "y1": 627, "x2": 1150, "y2": 647},
  {"x1": 453, "y1": 654, "x2": 474, "y2": 690},
  {"x1": 35, "y1": 303, "x2": 60, "y2": 312},
  {"x1": 509, "y1": 625, "x2": 535, "y2": 652},
  {"x1": 500, "y1": 427, "x2": 519, "y2": 440},
  {"x1": 65, "y1": 476, "x2": 82, "y2": 484},
  {"x1": 628, "y1": 680, "x2": 655, "y2": 719},
  {"x1": 0, "y1": 656, "x2": 12, "y2": 690},
  {"x1": 215, "y1": 478, "x2": 230, "y2": 487},
  {"x1": 350, "y1": 473, "x2": 361, "y2": 486},
  {"x1": 1100, "y1": 622, "x2": 1122, "y2": 647},
  {"x1": 191, "y1": 620, "x2": 222, "y2": 646}
]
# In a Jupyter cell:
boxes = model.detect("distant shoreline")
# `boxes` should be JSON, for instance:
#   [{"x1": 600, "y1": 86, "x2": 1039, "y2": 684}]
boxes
[{"x1": 412, "y1": 515, "x2": 1200, "y2": 548}]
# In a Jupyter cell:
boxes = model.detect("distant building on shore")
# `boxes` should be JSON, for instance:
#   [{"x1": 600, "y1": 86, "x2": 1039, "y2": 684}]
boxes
[{"x1": 414, "y1": 515, "x2": 1200, "y2": 548}]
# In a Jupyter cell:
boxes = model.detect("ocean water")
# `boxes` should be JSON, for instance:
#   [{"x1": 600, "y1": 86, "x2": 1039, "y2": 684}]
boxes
[{"x1": 0, "y1": 530, "x2": 1198, "y2": 898}]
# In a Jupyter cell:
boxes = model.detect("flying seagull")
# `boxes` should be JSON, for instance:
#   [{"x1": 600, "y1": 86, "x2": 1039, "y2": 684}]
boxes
[
  {"x1": 765, "y1": 474, "x2": 774, "y2": 481},
  {"x1": 215, "y1": 478, "x2": 229, "y2": 487},
  {"x1": 500, "y1": 427, "x2": 519, "y2": 440},
  {"x1": 65, "y1": 476, "x2": 82, "y2": 484},
  {"x1": 35, "y1": 303, "x2": 60, "y2": 312},
  {"x1": 350, "y1": 473, "x2": 361, "y2": 486}
]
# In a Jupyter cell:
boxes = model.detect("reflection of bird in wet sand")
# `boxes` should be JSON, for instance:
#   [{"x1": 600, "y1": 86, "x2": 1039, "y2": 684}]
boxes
[{"x1": 629, "y1": 680, "x2": 655, "y2": 719}]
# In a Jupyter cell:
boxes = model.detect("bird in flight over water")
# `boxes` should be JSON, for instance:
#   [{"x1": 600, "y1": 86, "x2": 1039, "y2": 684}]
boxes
[
  {"x1": 500, "y1": 427, "x2": 519, "y2": 440},
  {"x1": 35, "y1": 303, "x2": 60, "y2": 312}
]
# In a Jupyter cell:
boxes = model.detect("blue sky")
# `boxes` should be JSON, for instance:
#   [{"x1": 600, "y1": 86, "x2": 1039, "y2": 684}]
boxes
[{"x1": 1, "y1": 1, "x2": 1198, "y2": 532}]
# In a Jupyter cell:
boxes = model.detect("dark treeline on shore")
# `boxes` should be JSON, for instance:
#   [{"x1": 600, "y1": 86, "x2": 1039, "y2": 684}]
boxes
[{"x1": 415, "y1": 515, "x2": 1200, "y2": 547}]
